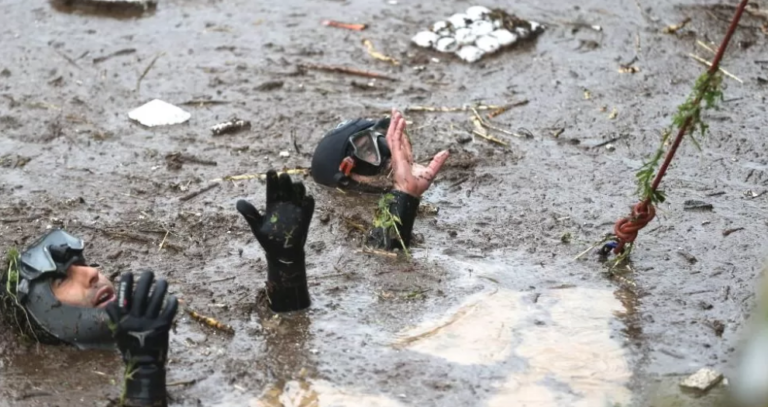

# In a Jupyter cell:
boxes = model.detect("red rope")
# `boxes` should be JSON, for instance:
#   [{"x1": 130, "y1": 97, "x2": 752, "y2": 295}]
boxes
[{"x1": 612, "y1": 0, "x2": 750, "y2": 254}]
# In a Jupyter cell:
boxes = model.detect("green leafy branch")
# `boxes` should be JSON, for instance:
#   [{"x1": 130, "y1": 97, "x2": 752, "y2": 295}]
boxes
[
  {"x1": 373, "y1": 194, "x2": 410, "y2": 258},
  {"x1": 636, "y1": 71, "x2": 724, "y2": 205}
]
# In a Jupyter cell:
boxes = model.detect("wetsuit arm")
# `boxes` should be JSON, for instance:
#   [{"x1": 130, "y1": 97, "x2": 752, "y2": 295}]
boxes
[
  {"x1": 265, "y1": 250, "x2": 310, "y2": 312},
  {"x1": 370, "y1": 190, "x2": 420, "y2": 250},
  {"x1": 122, "y1": 360, "x2": 167, "y2": 407}
]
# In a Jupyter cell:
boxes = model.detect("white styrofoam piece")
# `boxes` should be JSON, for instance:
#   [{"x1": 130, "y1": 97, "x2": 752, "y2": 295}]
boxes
[
  {"x1": 470, "y1": 20, "x2": 495, "y2": 37},
  {"x1": 475, "y1": 35, "x2": 501, "y2": 53},
  {"x1": 128, "y1": 99, "x2": 190, "y2": 127},
  {"x1": 490, "y1": 29, "x2": 518, "y2": 46},
  {"x1": 454, "y1": 27, "x2": 477, "y2": 45},
  {"x1": 456, "y1": 45, "x2": 484, "y2": 63},
  {"x1": 448, "y1": 13, "x2": 471, "y2": 29},
  {"x1": 412, "y1": 31, "x2": 439, "y2": 48},
  {"x1": 435, "y1": 37, "x2": 459, "y2": 53},
  {"x1": 466, "y1": 5, "x2": 491, "y2": 21}
]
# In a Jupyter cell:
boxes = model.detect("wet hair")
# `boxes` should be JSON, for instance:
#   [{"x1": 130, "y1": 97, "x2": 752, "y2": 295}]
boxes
[{"x1": 0, "y1": 252, "x2": 63, "y2": 346}]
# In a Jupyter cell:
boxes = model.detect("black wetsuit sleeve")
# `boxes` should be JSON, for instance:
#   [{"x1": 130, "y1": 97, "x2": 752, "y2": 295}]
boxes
[
  {"x1": 369, "y1": 190, "x2": 420, "y2": 250},
  {"x1": 265, "y1": 250, "x2": 310, "y2": 312},
  {"x1": 122, "y1": 359, "x2": 167, "y2": 407}
]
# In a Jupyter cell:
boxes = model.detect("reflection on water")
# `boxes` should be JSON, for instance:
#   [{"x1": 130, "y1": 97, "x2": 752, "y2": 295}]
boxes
[
  {"x1": 252, "y1": 380, "x2": 406, "y2": 407},
  {"x1": 397, "y1": 286, "x2": 632, "y2": 406}
]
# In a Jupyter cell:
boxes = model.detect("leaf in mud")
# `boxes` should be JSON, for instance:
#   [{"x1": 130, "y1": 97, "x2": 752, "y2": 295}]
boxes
[{"x1": 270, "y1": 214, "x2": 279, "y2": 223}]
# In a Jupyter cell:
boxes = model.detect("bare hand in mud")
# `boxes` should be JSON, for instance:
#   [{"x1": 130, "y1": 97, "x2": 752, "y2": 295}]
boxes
[
  {"x1": 236, "y1": 170, "x2": 315, "y2": 260},
  {"x1": 387, "y1": 108, "x2": 450, "y2": 198}
]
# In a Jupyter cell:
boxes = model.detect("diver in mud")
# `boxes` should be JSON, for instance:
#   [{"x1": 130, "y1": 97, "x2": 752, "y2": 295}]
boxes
[
  {"x1": 310, "y1": 108, "x2": 450, "y2": 249},
  {"x1": 0, "y1": 230, "x2": 178, "y2": 407},
  {"x1": 234, "y1": 109, "x2": 447, "y2": 313}
]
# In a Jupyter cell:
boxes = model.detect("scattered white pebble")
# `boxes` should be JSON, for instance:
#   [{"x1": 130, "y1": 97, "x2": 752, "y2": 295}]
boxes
[
  {"x1": 412, "y1": 31, "x2": 439, "y2": 48},
  {"x1": 435, "y1": 37, "x2": 459, "y2": 53},
  {"x1": 456, "y1": 45, "x2": 484, "y2": 63},
  {"x1": 279, "y1": 151, "x2": 290, "y2": 158},
  {"x1": 387, "y1": 0, "x2": 397, "y2": 4},
  {"x1": 605, "y1": 143, "x2": 616, "y2": 152},
  {"x1": 530, "y1": 21, "x2": 542, "y2": 32},
  {"x1": 490, "y1": 29, "x2": 518, "y2": 46},
  {"x1": 430, "y1": 58, "x2": 440, "y2": 63}
]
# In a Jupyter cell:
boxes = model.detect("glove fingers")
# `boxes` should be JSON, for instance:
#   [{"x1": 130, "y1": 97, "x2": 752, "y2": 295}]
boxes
[
  {"x1": 159, "y1": 294, "x2": 179, "y2": 323},
  {"x1": 265, "y1": 170, "x2": 279, "y2": 205},
  {"x1": 236, "y1": 199, "x2": 262, "y2": 231},
  {"x1": 115, "y1": 272, "x2": 134, "y2": 313},
  {"x1": 105, "y1": 301, "x2": 120, "y2": 325},
  {"x1": 131, "y1": 271, "x2": 154, "y2": 317},
  {"x1": 278, "y1": 173, "x2": 294, "y2": 202},
  {"x1": 301, "y1": 195, "x2": 315, "y2": 235},
  {"x1": 146, "y1": 278, "x2": 168, "y2": 318},
  {"x1": 293, "y1": 181, "x2": 306, "y2": 206}
]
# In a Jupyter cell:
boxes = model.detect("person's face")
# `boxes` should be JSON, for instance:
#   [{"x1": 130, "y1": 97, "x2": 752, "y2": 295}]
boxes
[{"x1": 50, "y1": 265, "x2": 116, "y2": 308}]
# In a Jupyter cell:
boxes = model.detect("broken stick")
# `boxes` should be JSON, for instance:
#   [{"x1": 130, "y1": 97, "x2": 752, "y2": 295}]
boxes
[{"x1": 299, "y1": 63, "x2": 397, "y2": 81}]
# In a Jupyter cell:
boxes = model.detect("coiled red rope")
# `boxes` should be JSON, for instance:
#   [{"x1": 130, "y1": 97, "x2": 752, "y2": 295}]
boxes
[{"x1": 611, "y1": 0, "x2": 750, "y2": 255}]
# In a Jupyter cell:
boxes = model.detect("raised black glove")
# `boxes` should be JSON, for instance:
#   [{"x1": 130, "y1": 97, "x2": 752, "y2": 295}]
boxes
[
  {"x1": 369, "y1": 190, "x2": 420, "y2": 251},
  {"x1": 106, "y1": 271, "x2": 178, "y2": 407},
  {"x1": 236, "y1": 170, "x2": 315, "y2": 312}
]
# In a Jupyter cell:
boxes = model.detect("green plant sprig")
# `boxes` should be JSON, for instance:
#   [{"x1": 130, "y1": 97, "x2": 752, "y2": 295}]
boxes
[{"x1": 373, "y1": 194, "x2": 410, "y2": 258}]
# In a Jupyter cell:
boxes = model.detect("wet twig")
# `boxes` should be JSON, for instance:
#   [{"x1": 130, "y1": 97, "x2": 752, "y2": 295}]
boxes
[
  {"x1": 136, "y1": 52, "x2": 165, "y2": 91},
  {"x1": 93, "y1": 48, "x2": 136, "y2": 64},
  {"x1": 362, "y1": 39, "x2": 399, "y2": 66},
  {"x1": 688, "y1": 53, "x2": 743, "y2": 83},
  {"x1": 322, "y1": 20, "x2": 367, "y2": 31},
  {"x1": 298, "y1": 63, "x2": 396, "y2": 81},
  {"x1": 212, "y1": 168, "x2": 309, "y2": 183},
  {"x1": 179, "y1": 182, "x2": 221, "y2": 202},
  {"x1": 188, "y1": 309, "x2": 235, "y2": 334}
]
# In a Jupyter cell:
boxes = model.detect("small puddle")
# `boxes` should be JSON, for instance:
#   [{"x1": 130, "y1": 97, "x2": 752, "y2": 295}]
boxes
[{"x1": 395, "y1": 286, "x2": 632, "y2": 406}]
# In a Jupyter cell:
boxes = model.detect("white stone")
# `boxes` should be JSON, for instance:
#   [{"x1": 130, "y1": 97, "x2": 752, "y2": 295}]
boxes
[
  {"x1": 128, "y1": 99, "x2": 190, "y2": 127},
  {"x1": 515, "y1": 26, "x2": 531, "y2": 38},
  {"x1": 448, "y1": 13, "x2": 471, "y2": 29},
  {"x1": 530, "y1": 21, "x2": 542, "y2": 32},
  {"x1": 454, "y1": 28, "x2": 477, "y2": 45},
  {"x1": 490, "y1": 29, "x2": 518, "y2": 46},
  {"x1": 456, "y1": 45, "x2": 484, "y2": 63},
  {"x1": 412, "y1": 31, "x2": 439, "y2": 48},
  {"x1": 435, "y1": 37, "x2": 459, "y2": 53},
  {"x1": 680, "y1": 368, "x2": 723, "y2": 392},
  {"x1": 470, "y1": 20, "x2": 495, "y2": 37},
  {"x1": 475, "y1": 35, "x2": 500, "y2": 53},
  {"x1": 279, "y1": 151, "x2": 290, "y2": 158},
  {"x1": 466, "y1": 5, "x2": 491, "y2": 21}
]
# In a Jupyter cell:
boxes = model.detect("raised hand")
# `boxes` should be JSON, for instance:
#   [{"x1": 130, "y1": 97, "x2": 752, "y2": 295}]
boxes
[
  {"x1": 236, "y1": 170, "x2": 315, "y2": 312},
  {"x1": 386, "y1": 108, "x2": 450, "y2": 198}
]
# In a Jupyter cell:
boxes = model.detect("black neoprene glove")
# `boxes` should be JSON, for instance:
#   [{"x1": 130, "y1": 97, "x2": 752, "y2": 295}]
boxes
[
  {"x1": 236, "y1": 170, "x2": 315, "y2": 312},
  {"x1": 369, "y1": 190, "x2": 420, "y2": 251},
  {"x1": 106, "y1": 271, "x2": 178, "y2": 407}
]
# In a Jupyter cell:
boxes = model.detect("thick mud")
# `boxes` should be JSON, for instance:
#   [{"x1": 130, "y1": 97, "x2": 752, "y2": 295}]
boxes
[{"x1": 0, "y1": 0, "x2": 767, "y2": 406}]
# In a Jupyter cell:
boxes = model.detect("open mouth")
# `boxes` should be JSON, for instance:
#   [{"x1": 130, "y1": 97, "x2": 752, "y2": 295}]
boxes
[{"x1": 93, "y1": 286, "x2": 116, "y2": 308}]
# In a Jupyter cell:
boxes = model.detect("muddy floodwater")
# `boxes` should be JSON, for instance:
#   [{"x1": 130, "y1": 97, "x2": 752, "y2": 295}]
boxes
[{"x1": 1, "y1": 0, "x2": 767, "y2": 405}]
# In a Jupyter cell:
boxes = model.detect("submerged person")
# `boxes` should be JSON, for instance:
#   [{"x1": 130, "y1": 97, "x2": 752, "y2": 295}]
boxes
[
  {"x1": 310, "y1": 108, "x2": 450, "y2": 249},
  {"x1": 1, "y1": 230, "x2": 178, "y2": 406}
]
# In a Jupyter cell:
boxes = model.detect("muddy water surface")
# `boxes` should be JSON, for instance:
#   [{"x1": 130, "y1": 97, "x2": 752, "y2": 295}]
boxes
[{"x1": 1, "y1": 0, "x2": 767, "y2": 405}]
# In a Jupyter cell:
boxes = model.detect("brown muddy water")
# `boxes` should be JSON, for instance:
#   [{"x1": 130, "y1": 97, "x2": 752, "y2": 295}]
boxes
[{"x1": 0, "y1": 0, "x2": 767, "y2": 405}]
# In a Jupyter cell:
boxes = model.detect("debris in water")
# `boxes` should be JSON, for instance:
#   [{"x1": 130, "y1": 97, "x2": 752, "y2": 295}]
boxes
[
  {"x1": 680, "y1": 368, "x2": 723, "y2": 393},
  {"x1": 662, "y1": 17, "x2": 692, "y2": 34},
  {"x1": 677, "y1": 249, "x2": 698, "y2": 264},
  {"x1": 188, "y1": 309, "x2": 235, "y2": 335},
  {"x1": 128, "y1": 99, "x2": 190, "y2": 127},
  {"x1": 411, "y1": 6, "x2": 544, "y2": 63},
  {"x1": 322, "y1": 20, "x2": 367, "y2": 31},
  {"x1": 418, "y1": 203, "x2": 439, "y2": 216},
  {"x1": 299, "y1": 63, "x2": 397, "y2": 81},
  {"x1": 58, "y1": 0, "x2": 157, "y2": 11},
  {"x1": 723, "y1": 227, "x2": 745, "y2": 237},
  {"x1": 684, "y1": 200, "x2": 714, "y2": 211},
  {"x1": 362, "y1": 39, "x2": 400, "y2": 66},
  {"x1": 211, "y1": 118, "x2": 252, "y2": 136}
]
